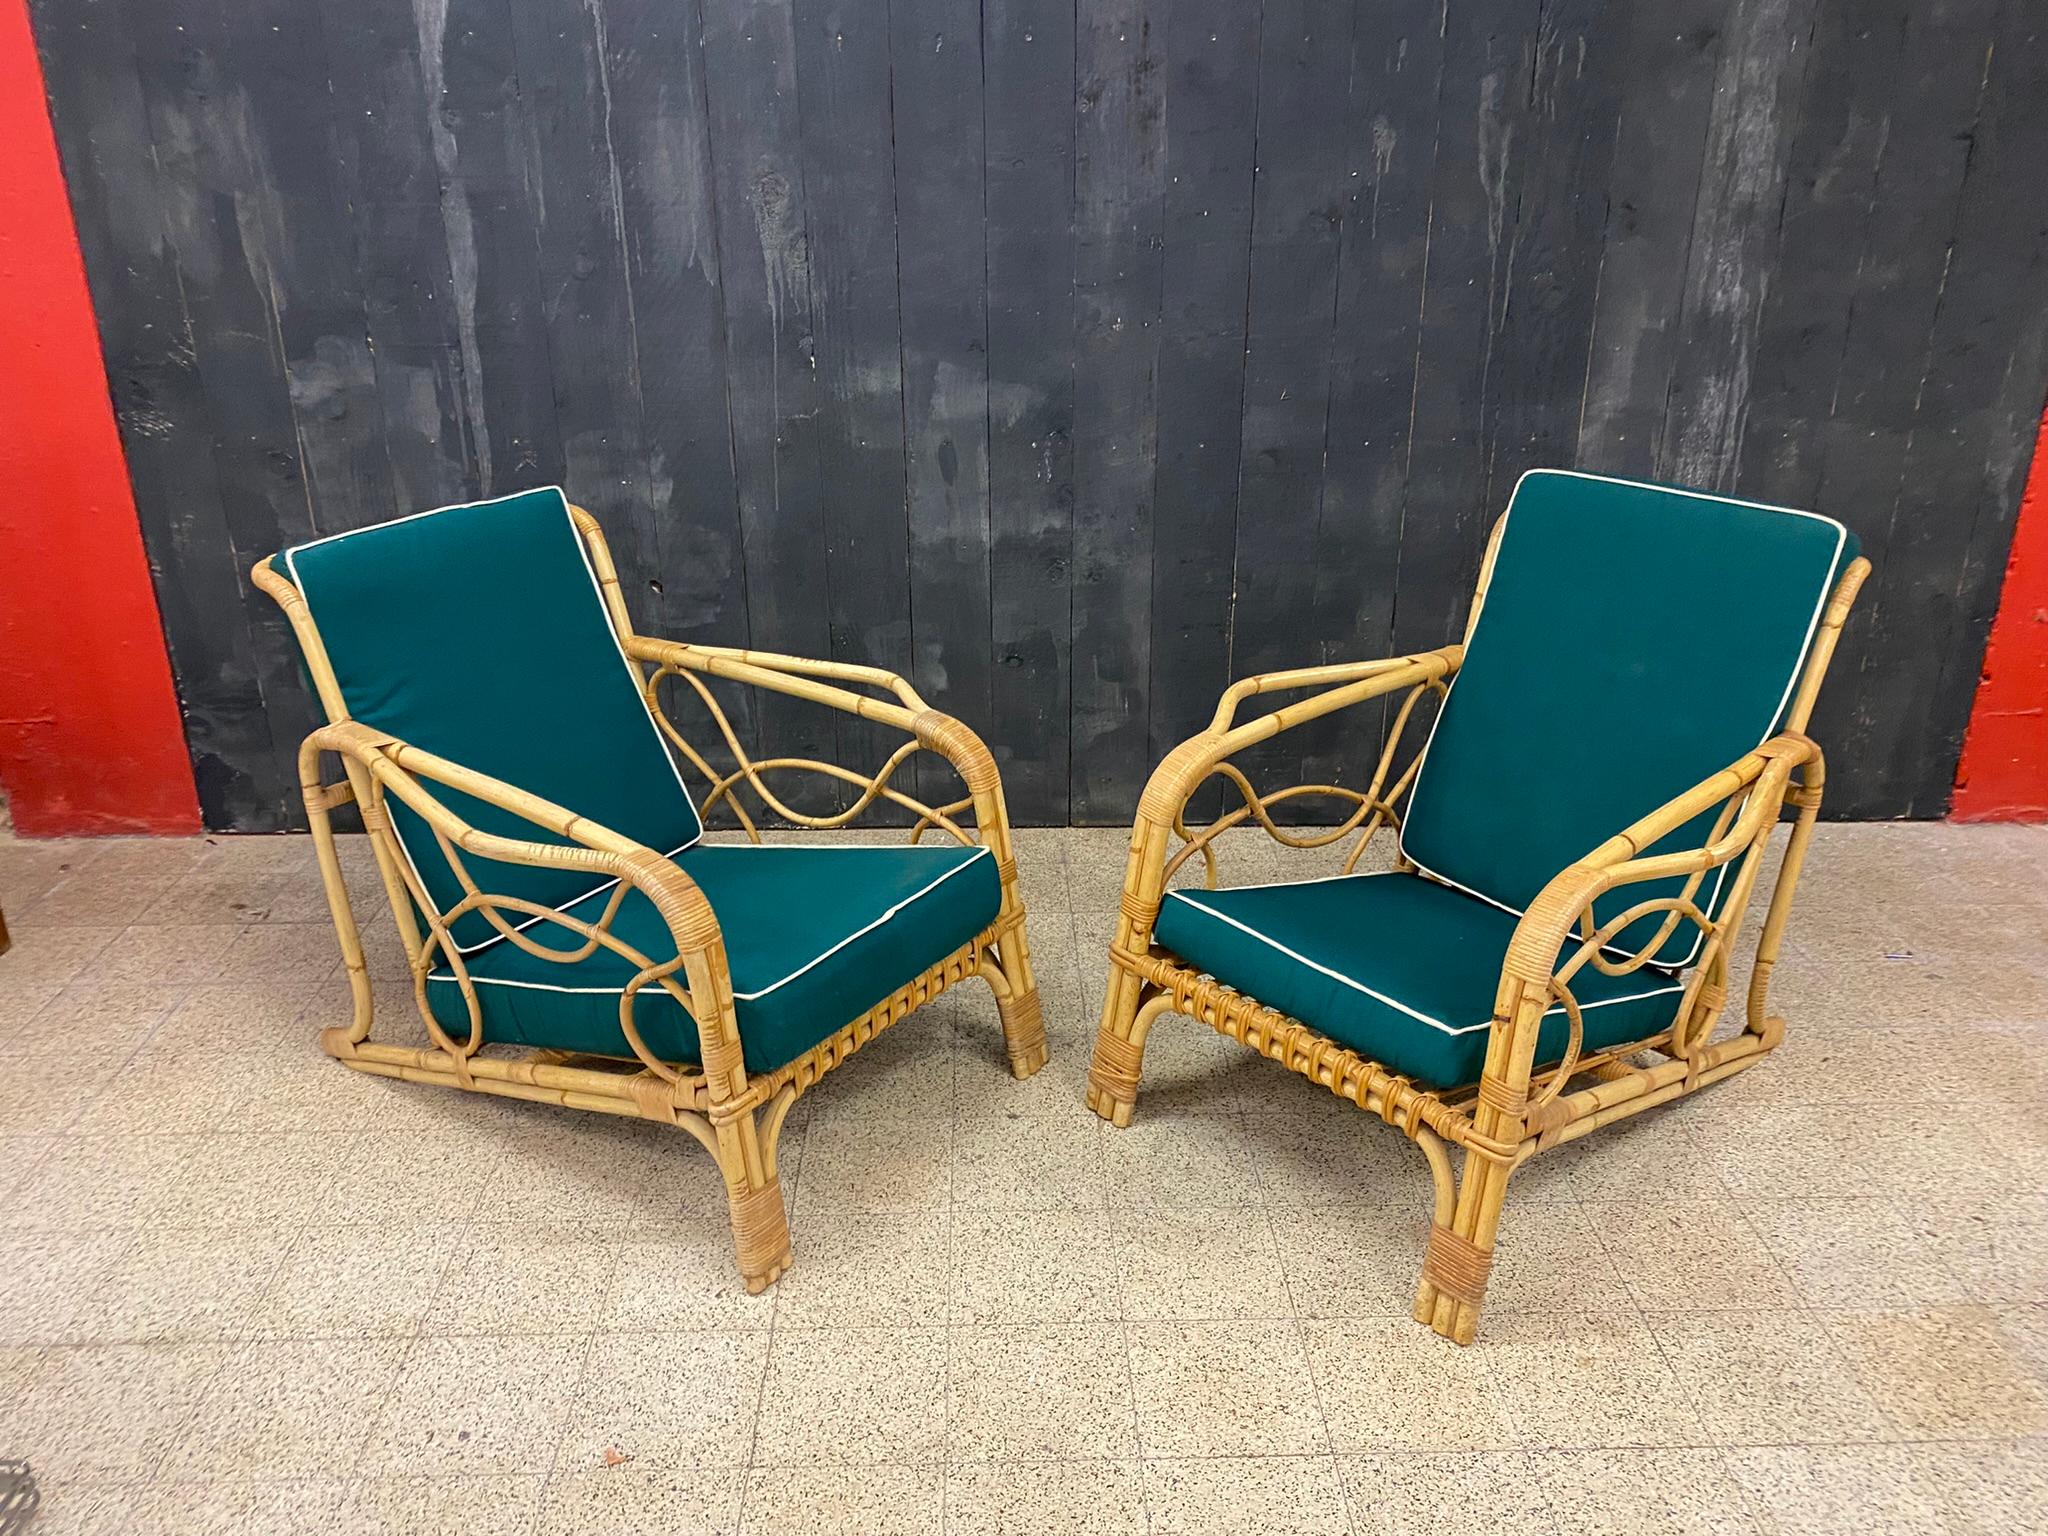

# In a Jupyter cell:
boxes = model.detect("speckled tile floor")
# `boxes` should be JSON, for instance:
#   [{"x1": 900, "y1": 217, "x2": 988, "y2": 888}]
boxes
[{"x1": 0, "y1": 822, "x2": 2043, "y2": 1534}]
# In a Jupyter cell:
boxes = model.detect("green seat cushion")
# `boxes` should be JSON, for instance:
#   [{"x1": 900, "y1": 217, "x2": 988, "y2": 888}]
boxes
[
  {"x1": 1400, "y1": 471, "x2": 1857, "y2": 968},
  {"x1": 1153, "y1": 870, "x2": 1685, "y2": 1088},
  {"x1": 425, "y1": 841, "x2": 1001, "y2": 1074},
  {"x1": 280, "y1": 488, "x2": 702, "y2": 953}
]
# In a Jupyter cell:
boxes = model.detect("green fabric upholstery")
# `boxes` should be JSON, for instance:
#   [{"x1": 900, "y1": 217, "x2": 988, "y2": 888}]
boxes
[
  {"x1": 281, "y1": 489, "x2": 702, "y2": 952},
  {"x1": 1400, "y1": 470, "x2": 1856, "y2": 967},
  {"x1": 1153, "y1": 871, "x2": 1685, "y2": 1088},
  {"x1": 424, "y1": 842, "x2": 1001, "y2": 1074}
]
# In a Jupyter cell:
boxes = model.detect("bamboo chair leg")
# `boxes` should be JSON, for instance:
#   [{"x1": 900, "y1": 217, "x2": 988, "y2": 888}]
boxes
[
  {"x1": 718, "y1": 1109, "x2": 793, "y2": 1294},
  {"x1": 1086, "y1": 989, "x2": 1173, "y2": 1128},
  {"x1": 983, "y1": 940, "x2": 1050, "y2": 1080},
  {"x1": 1415, "y1": 1149, "x2": 1513, "y2": 1346}
]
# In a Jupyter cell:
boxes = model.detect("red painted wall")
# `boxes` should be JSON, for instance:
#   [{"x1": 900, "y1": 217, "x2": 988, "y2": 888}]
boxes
[
  {"x1": 0, "y1": 0, "x2": 199, "y2": 836},
  {"x1": 1952, "y1": 406, "x2": 2048, "y2": 822}
]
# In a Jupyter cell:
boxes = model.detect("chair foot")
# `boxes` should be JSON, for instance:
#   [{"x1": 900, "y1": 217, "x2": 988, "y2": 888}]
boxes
[
  {"x1": 1086, "y1": 991, "x2": 1168, "y2": 1128},
  {"x1": 728, "y1": 1176, "x2": 793, "y2": 1295},
  {"x1": 998, "y1": 984, "x2": 1050, "y2": 1080}
]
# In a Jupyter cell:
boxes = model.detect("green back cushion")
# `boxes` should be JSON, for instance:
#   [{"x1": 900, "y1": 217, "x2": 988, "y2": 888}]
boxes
[
  {"x1": 283, "y1": 488, "x2": 702, "y2": 951},
  {"x1": 1400, "y1": 471, "x2": 1854, "y2": 968}
]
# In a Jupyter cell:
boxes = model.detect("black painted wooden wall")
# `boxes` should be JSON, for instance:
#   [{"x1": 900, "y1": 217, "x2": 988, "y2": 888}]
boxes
[{"x1": 32, "y1": 0, "x2": 2048, "y2": 830}]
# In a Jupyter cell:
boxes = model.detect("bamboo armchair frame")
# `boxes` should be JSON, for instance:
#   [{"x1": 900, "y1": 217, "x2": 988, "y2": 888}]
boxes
[
  {"x1": 252, "y1": 504, "x2": 1045, "y2": 1293},
  {"x1": 1088, "y1": 517, "x2": 1871, "y2": 1344}
]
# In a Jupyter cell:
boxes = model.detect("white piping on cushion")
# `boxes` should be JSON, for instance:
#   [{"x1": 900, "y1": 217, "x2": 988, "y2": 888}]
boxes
[
  {"x1": 426, "y1": 844, "x2": 994, "y2": 1003},
  {"x1": 1159, "y1": 883, "x2": 1685, "y2": 1038},
  {"x1": 283, "y1": 487, "x2": 705, "y2": 955},
  {"x1": 1394, "y1": 467, "x2": 1850, "y2": 971}
]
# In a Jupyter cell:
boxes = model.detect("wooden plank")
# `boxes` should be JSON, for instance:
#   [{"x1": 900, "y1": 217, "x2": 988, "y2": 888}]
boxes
[
  {"x1": 1734, "y1": 0, "x2": 1906, "y2": 507},
  {"x1": 1146, "y1": 0, "x2": 1259, "y2": 821},
  {"x1": 1577, "y1": 0, "x2": 1726, "y2": 476},
  {"x1": 1226, "y1": 0, "x2": 1355, "y2": 807},
  {"x1": 698, "y1": 0, "x2": 839, "y2": 815},
  {"x1": 321, "y1": 0, "x2": 480, "y2": 513},
  {"x1": 984, "y1": 0, "x2": 1077, "y2": 824},
  {"x1": 790, "y1": 0, "x2": 911, "y2": 805},
  {"x1": 1659, "y1": 0, "x2": 1818, "y2": 488},
  {"x1": 27, "y1": 0, "x2": 272, "y2": 829},
  {"x1": 118, "y1": 0, "x2": 338, "y2": 828},
  {"x1": 888, "y1": 0, "x2": 994, "y2": 809},
  {"x1": 416, "y1": 0, "x2": 566, "y2": 495},
  {"x1": 1391, "y1": 1, "x2": 1543, "y2": 656},
  {"x1": 1069, "y1": 0, "x2": 1166, "y2": 823},
  {"x1": 1307, "y1": 0, "x2": 1448, "y2": 791},
  {"x1": 1842, "y1": 0, "x2": 2048, "y2": 815},
  {"x1": 597, "y1": 0, "x2": 759, "y2": 781},
  {"x1": 597, "y1": 0, "x2": 748, "y2": 650},
  {"x1": 1484, "y1": 0, "x2": 1621, "y2": 494},
  {"x1": 505, "y1": 0, "x2": 657, "y2": 589}
]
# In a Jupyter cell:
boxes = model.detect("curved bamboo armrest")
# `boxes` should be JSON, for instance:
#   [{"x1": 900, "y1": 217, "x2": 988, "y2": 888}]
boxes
[
  {"x1": 1482, "y1": 732, "x2": 1821, "y2": 1123},
  {"x1": 306, "y1": 719, "x2": 746, "y2": 1090},
  {"x1": 627, "y1": 635, "x2": 1010, "y2": 846},
  {"x1": 1505, "y1": 732, "x2": 1815, "y2": 970},
  {"x1": 1136, "y1": 647, "x2": 1461, "y2": 827}
]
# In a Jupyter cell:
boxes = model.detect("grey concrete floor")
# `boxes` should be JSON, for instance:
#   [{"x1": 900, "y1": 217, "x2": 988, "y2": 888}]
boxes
[{"x1": 0, "y1": 821, "x2": 2043, "y2": 1533}]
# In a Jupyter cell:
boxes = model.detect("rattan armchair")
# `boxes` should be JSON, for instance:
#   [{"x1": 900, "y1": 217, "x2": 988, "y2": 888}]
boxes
[
  {"x1": 254, "y1": 488, "x2": 1045, "y2": 1292},
  {"x1": 1086, "y1": 470, "x2": 1869, "y2": 1344}
]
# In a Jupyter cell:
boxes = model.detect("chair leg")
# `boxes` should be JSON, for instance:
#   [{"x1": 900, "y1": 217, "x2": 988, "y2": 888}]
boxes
[
  {"x1": 992, "y1": 936, "x2": 1050, "y2": 1080},
  {"x1": 1086, "y1": 987, "x2": 1172, "y2": 1128},
  {"x1": 1413, "y1": 1150, "x2": 1512, "y2": 1346},
  {"x1": 716, "y1": 1109, "x2": 793, "y2": 1294}
]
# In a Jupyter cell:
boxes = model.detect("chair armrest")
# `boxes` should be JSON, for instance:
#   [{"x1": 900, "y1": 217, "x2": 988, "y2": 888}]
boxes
[
  {"x1": 1134, "y1": 647, "x2": 1461, "y2": 829},
  {"x1": 304, "y1": 719, "x2": 743, "y2": 1088},
  {"x1": 1476, "y1": 733, "x2": 1820, "y2": 1127},
  {"x1": 626, "y1": 636, "x2": 1010, "y2": 847},
  {"x1": 1502, "y1": 732, "x2": 1814, "y2": 983}
]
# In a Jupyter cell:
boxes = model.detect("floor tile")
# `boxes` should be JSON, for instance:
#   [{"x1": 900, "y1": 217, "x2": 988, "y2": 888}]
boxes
[
  {"x1": 5, "y1": 1133, "x2": 199, "y2": 1231},
  {"x1": 947, "y1": 1323, "x2": 1136, "y2": 1461},
  {"x1": 1537, "y1": 1447, "x2": 1762, "y2": 1535},
  {"x1": 429, "y1": 1222, "x2": 619, "y2": 1335},
  {"x1": 1128, "y1": 1319, "x2": 1327, "y2": 1458},
  {"x1": 794, "y1": 1117, "x2": 952, "y2": 1215},
  {"x1": 948, "y1": 1207, "x2": 1121, "y2": 1326},
  {"x1": 1825, "y1": 1305, "x2": 2048, "y2": 1439},
  {"x1": 1271, "y1": 1203, "x2": 1431, "y2": 1321},
  {"x1": 0, "y1": 1230, "x2": 135, "y2": 1344},
  {"x1": 0, "y1": 1341, "x2": 227, "y2": 1480},
  {"x1": 557, "y1": 1329, "x2": 770, "y2": 1471},
  {"x1": 750, "y1": 1327, "x2": 948, "y2": 1467},
  {"x1": 92, "y1": 1224, "x2": 291, "y2": 1343},
  {"x1": 1103, "y1": 1115, "x2": 1264, "y2": 1209},
  {"x1": 1117, "y1": 1204, "x2": 1289, "y2": 1321},
  {"x1": 1486, "y1": 1315, "x2": 1706, "y2": 1448},
  {"x1": 950, "y1": 1112, "x2": 1106, "y2": 1209},
  {"x1": 535, "y1": 1466, "x2": 742, "y2": 1535},
  {"x1": 337, "y1": 1475, "x2": 547, "y2": 1536},
  {"x1": 1653, "y1": 1310, "x2": 1890, "y2": 1445},
  {"x1": 1721, "y1": 1444, "x2": 1960, "y2": 1536},
  {"x1": 1599, "y1": 1194, "x2": 1797, "y2": 1311},
  {"x1": 1339, "y1": 1450, "x2": 1559, "y2": 1536},
  {"x1": 739, "y1": 1463, "x2": 940, "y2": 1534},
  {"x1": 772, "y1": 1208, "x2": 951, "y2": 1327},
  {"x1": 362, "y1": 1332, "x2": 593, "y2": 1477},
  {"x1": 1143, "y1": 1454, "x2": 1353, "y2": 1535},
  {"x1": 29, "y1": 1477, "x2": 349, "y2": 1535},
  {"x1": 1304, "y1": 1318, "x2": 1520, "y2": 1452},
  {"x1": 166, "y1": 1335, "x2": 407, "y2": 1480},
  {"x1": 257, "y1": 1223, "x2": 463, "y2": 1338},
  {"x1": 1747, "y1": 1198, "x2": 1967, "y2": 1308},
  {"x1": 943, "y1": 1459, "x2": 1145, "y2": 1535},
  {"x1": 604, "y1": 1227, "x2": 780, "y2": 1333}
]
